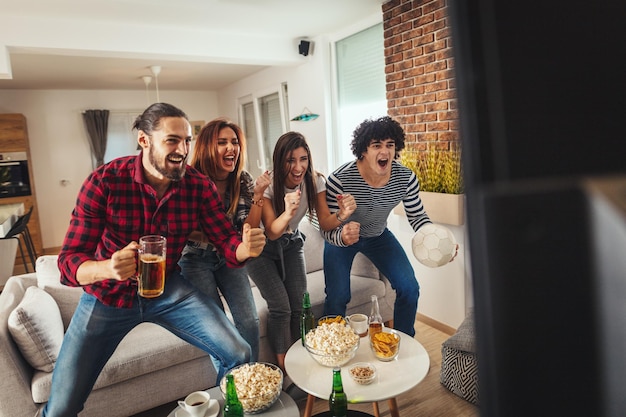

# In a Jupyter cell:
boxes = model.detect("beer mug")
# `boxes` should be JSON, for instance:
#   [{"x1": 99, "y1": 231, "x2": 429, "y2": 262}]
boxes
[{"x1": 136, "y1": 235, "x2": 166, "y2": 298}]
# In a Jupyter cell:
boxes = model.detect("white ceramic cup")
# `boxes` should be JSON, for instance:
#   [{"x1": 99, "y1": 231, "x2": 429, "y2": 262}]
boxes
[
  {"x1": 177, "y1": 391, "x2": 211, "y2": 417},
  {"x1": 346, "y1": 313, "x2": 369, "y2": 337}
]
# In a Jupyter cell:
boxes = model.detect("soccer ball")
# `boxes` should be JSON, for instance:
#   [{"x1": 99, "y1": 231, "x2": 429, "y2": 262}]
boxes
[{"x1": 412, "y1": 224, "x2": 457, "y2": 268}]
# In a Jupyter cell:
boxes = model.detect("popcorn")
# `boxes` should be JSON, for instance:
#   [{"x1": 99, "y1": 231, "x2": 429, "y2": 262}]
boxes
[
  {"x1": 305, "y1": 322, "x2": 359, "y2": 354},
  {"x1": 304, "y1": 322, "x2": 360, "y2": 366},
  {"x1": 220, "y1": 363, "x2": 282, "y2": 413}
]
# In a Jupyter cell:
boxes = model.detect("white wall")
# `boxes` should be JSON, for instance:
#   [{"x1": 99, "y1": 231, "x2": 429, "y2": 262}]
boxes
[
  {"x1": 218, "y1": 35, "x2": 333, "y2": 177},
  {"x1": 0, "y1": 89, "x2": 218, "y2": 248}
]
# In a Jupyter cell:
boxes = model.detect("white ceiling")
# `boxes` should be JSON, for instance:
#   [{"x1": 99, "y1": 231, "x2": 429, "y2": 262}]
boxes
[{"x1": 0, "y1": 0, "x2": 385, "y2": 90}]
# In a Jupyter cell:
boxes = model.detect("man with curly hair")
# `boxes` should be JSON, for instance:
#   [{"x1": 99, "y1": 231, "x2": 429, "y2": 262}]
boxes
[{"x1": 321, "y1": 116, "x2": 450, "y2": 336}]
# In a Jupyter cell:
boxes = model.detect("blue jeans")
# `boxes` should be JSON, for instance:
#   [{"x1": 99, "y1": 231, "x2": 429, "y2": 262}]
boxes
[
  {"x1": 178, "y1": 245, "x2": 260, "y2": 361},
  {"x1": 323, "y1": 228, "x2": 420, "y2": 337},
  {"x1": 42, "y1": 271, "x2": 250, "y2": 417}
]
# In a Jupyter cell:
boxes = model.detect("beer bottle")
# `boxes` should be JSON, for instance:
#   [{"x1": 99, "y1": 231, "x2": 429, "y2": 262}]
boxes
[
  {"x1": 223, "y1": 374, "x2": 244, "y2": 417},
  {"x1": 328, "y1": 367, "x2": 348, "y2": 417},
  {"x1": 300, "y1": 291, "x2": 316, "y2": 345},
  {"x1": 368, "y1": 294, "x2": 383, "y2": 337}
]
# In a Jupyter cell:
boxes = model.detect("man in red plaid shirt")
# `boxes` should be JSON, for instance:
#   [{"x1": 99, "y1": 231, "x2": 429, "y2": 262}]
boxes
[{"x1": 42, "y1": 103, "x2": 266, "y2": 417}]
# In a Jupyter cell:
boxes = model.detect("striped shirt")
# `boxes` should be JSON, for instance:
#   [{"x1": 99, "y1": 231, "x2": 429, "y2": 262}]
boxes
[
  {"x1": 58, "y1": 154, "x2": 242, "y2": 308},
  {"x1": 322, "y1": 160, "x2": 431, "y2": 246}
]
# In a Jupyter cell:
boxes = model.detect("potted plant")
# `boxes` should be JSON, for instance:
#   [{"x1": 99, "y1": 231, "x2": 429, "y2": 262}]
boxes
[{"x1": 395, "y1": 144, "x2": 465, "y2": 225}]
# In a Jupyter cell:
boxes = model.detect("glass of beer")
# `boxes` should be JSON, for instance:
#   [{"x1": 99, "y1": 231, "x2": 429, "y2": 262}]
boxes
[{"x1": 136, "y1": 235, "x2": 166, "y2": 298}]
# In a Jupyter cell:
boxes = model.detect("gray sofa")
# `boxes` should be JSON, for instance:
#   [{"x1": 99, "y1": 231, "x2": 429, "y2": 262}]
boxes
[{"x1": 0, "y1": 219, "x2": 396, "y2": 417}]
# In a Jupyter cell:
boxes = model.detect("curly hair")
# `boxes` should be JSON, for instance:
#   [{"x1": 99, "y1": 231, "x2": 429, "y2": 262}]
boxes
[{"x1": 350, "y1": 116, "x2": 406, "y2": 160}]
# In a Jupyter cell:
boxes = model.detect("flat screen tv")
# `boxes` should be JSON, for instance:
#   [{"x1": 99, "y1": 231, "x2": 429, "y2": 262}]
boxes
[{"x1": 448, "y1": 1, "x2": 626, "y2": 415}]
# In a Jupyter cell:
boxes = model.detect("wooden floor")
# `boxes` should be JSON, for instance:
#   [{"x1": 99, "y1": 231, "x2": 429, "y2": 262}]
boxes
[{"x1": 132, "y1": 319, "x2": 479, "y2": 417}]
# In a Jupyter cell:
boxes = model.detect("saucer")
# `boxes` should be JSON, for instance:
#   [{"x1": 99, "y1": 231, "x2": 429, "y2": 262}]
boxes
[{"x1": 175, "y1": 399, "x2": 219, "y2": 417}]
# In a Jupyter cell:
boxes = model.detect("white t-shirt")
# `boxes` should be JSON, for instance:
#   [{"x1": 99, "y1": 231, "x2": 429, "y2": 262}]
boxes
[{"x1": 263, "y1": 173, "x2": 326, "y2": 232}]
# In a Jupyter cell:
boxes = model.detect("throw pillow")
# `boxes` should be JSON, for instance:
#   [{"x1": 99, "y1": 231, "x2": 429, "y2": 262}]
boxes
[
  {"x1": 36, "y1": 255, "x2": 62, "y2": 289},
  {"x1": 8, "y1": 286, "x2": 64, "y2": 372}
]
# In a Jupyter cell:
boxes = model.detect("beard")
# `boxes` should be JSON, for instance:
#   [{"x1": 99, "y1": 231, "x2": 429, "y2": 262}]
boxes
[{"x1": 148, "y1": 146, "x2": 186, "y2": 181}]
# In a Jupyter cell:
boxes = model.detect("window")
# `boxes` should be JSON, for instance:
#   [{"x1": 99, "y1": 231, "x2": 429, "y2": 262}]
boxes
[
  {"x1": 333, "y1": 23, "x2": 387, "y2": 166},
  {"x1": 238, "y1": 83, "x2": 289, "y2": 178},
  {"x1": 104, "y1": 111, "x2": 141, "y2": 164}
]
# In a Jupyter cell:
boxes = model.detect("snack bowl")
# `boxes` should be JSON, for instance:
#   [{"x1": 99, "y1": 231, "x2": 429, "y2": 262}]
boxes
[
  {"x1": 305, "y1": 338, "x2": 359, "y2": 367},
  {"x1": 317, "y1": 314, "x2": 346, "y2": 326},
  {"x1": 348, "y1": 362, "x2": 377, "y2": 385},
  {"x1": 219, "y1": 362, "x2": 283, "y2": 414},
  {"x1": 370, "y1": 328, "x2": 401, "y2": 361},
  {"x1": 304, "y1": 321, "x2": 360, "y2": 367}
]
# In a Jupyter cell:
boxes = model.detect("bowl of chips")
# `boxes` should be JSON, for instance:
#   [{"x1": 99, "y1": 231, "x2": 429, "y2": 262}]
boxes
[
  {"x1": 317, "y1": 315, "x2": 346, "y2": 326},
  {"x1": 370, "y1": 328, "x2": 401, "y2": 361}
]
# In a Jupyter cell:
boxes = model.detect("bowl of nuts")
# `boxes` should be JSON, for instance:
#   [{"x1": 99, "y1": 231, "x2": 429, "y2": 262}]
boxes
[
  {"x1": 370, "y1": 328, "x2": 401, "y2": 361},
  {"x1": 348, "y1": 362, "x2": 377, "y2": 385},
  {"x1": 304, "y1": 321, "x2": 360, "y2": 367}
]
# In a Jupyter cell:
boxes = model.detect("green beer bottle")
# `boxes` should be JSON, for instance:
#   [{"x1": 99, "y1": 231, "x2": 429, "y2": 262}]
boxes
[
  {"x1": 300, "y1": 291, "x2": 316, "y2": 345},
  {"x1": 328, "y1": 367, "x2": 348, "y2": 417},
  {"x1": 223, "y1": 373, "x2": 244, "y2": 417}
]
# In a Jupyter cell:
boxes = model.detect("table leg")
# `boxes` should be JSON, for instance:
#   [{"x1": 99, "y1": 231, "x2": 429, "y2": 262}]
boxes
[
  {"x1": 372, "y1": 401, "x2": 381, "y2": 417},
  {"x1": 388, "y1": 397, "x2": 400, "y2": 417},
  {"x1": 304, "y1": 394, "x2": 315, "y2": 417}
]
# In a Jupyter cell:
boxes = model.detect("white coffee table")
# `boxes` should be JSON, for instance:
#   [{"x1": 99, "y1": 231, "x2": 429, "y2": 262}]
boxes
[
  {"x1": 167, "y1": 385, "x2": 299, "y2": 417},
  {"x1": 284, "y1": 331, "x2": 430, "y2": 417}
]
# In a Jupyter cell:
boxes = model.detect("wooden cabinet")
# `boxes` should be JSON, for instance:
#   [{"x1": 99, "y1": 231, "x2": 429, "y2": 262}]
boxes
[{"x1": 0, "y1": 114, "x2": 43, "y2": 259}]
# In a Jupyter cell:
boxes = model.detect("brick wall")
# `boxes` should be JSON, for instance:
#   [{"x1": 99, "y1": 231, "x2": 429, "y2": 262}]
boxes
[{"x1": 383, "y1": 0, "x2": 460, "y2": 152}]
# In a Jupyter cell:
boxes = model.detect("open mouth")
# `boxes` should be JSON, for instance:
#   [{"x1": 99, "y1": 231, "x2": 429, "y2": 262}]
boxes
[
  {"x1": 378, "y1": 158, "x2": 389, "y2": 168},
  {"x1": 167, "y1": 154, "x2": 185, "y2": 164}
]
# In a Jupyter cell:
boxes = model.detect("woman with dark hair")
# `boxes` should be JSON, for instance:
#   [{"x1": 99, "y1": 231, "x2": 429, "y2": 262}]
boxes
[
  {"x1": 178, "y1": 117, "x2": 271, "y2": 362},
  {"x1": 247, "y1": 131, "x2": 356, "y2": 370}
]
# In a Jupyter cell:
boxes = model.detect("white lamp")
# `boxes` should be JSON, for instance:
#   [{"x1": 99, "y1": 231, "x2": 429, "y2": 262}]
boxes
[{"x1": 150, "y1": 65, "x2": 161, "y2": 102}]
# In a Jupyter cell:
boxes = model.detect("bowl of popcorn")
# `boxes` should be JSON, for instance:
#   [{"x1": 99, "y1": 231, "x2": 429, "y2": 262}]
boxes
[
  {"x1": 370, "y1": 328, "x2": 401, "y2": 361},
  {"x1": 304, "y1": 321, "x2": 360, "y2": 367},
  {"x1": 348, "y1": 362, "x2": 377, "y2": 385},
  {"x1": 219, "y1": 362, "x2": 283, "y2": 414}
]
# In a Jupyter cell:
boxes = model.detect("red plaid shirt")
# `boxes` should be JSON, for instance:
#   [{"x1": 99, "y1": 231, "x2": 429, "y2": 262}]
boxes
[{"x1": 58, "y1": 154, "x2": 242, "y2": 308}]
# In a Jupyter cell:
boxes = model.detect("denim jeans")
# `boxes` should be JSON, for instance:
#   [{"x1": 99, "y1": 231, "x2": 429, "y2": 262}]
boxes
[
  {"x1": 179, "y1": 245, "x2": 260, "y2": 361},
  {"x1": 323, "y1": 228, "x2": 420, "y2": 337},
  {"x1": 247, "y1": 231, "x2": 307, "y2": 354},
  {"x1": 42, "y1": 271, "x2": 250, "y2": 417}
]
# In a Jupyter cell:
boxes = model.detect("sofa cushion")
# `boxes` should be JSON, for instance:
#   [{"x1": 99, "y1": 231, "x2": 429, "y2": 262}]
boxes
[
  {"x1": 30, "y1": 322, "x2": 210, "y2": 403},
  {"x1": 300, "y1": 219, "x2": 324, "y2": 273},
  {"x1": 7, "y1": 286, "x2": 64, "y2": 373},
  {"x1": 36, "y1": 255, "x2": 62, "y2": 289},
  {"x1": 44, "y1": 284, "x2": 84, "y2": 331}
]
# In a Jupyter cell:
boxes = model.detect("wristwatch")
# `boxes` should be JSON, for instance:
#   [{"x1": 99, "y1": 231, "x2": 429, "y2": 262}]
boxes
[{"x1": 252, "y1": 198, "x2": 264, "y2": 207}]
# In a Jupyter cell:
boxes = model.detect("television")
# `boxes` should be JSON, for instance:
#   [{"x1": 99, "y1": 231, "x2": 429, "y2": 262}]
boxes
[{"x1": 448, "y1": 0, "x2": 626, "y2": 415}]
